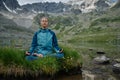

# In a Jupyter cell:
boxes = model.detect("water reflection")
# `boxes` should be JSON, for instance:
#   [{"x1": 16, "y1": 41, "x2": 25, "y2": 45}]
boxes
[
  {"x1": 56, "y1": 74, "x2": 82, "y2": 80},
  {"x1": 77, "y1": 41, "x2": 120, "y2": 51},
  {"x1": 30, "y1": 74, "x2": 82, "y2": 80},
  {"x1": 0, "y1": 74, "x2": 82, "y2": 80}
]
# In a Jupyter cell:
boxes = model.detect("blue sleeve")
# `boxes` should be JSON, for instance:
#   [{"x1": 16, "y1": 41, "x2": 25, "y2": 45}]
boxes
[
  {"x1": 28, "y1": 32, "x2": 37, "y2": 53},
  {"x1": 52, "y1": 32, "x2": 61, "y2": 53}
]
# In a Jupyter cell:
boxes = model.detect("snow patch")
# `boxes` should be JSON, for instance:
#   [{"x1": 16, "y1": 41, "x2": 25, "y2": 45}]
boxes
[
  {"x1": 3, "y1": 1, "x2": 17, "y2": 14},
  {"x1": 32, "y1": 9, "x2": 37, "y2": 13},
  {"x1": 16, "y1": 8, "x2": 23, "y2": 11},
  {"x1": 105, "y1": 0, "x2": 118, "y2": 7}
]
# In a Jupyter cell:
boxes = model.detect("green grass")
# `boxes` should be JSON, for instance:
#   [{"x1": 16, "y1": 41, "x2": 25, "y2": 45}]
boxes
[
  {"x1": 67, "y1": 29, "x2": 120, "y2": 53},
  {"x1": 0, "y1": 46, "x2": 82, "y2": 77},
  {"x1": 60, "y1": 45, "x2": 83, "y2": 71},
  {"x1": 0, "y1": 47, "x2": 25, "y2": 66},
  {"x1": 90, "y1": 16, "x2": 120, "y2": 27}
]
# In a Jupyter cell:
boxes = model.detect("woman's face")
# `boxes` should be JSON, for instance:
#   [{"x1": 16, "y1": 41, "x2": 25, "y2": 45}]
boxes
[{"x1": 40, "y1": 17, "x2": 48, "y2": 29}]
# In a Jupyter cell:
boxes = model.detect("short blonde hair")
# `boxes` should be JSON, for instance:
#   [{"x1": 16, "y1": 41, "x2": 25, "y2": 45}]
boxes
[{"x1": 40, "y1": 17, "x2": 48, "y2": 21}]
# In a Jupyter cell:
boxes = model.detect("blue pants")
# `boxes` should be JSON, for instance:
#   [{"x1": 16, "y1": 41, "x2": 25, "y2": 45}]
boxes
[{"x1": 26, "y1": 53, "x2": 64, "y2": 61}]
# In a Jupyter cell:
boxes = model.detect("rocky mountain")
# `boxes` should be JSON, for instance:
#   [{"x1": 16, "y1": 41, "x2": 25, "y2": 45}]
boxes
[
  {"x1": 20, "y1": 0, "x2": 119, "y2": 13},
  {"x1": 112, "y1": 0, "x2": 120, "y2": 8},
  {"x1": 0, "y1": 13, "x2": 17, "y2": 29},
  {"x1": 0, "y1": 0, "x2": 36, "y2": 28},
  {"x1": 0, "y1": 13, "x2": 33, "y2": 32},
  {"x1": 67, "y1": 0, "x2": 118, "y2": 13},
  {"x1": 0, "y1": 0, "x2": 72, "y2": 14},
  {"x1": 0, "y1": 0, "x2": 20, "y2": 13},
  {"x1": 21, "y1": 2, "x2": 71, "y2": 13},
  {"x1": 0, "y1": 13, "x2": 33, "y2": 49},
  {"x1": 0, "y1": 0, "x2": 119, "y2": 30},
  {"x1": 0, "y1": 0, "x2": 118, "y2": 14},
  {"x1": 21, "y1": 0, "x2": 118, "y2": 14}
]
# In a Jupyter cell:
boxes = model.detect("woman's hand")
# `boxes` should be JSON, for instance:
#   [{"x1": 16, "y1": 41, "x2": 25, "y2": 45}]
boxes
[
  {"x1": 60, "y1": 49, "x2": 63, "y2": 53},
  {"x1": 25, "y1": 51, "x2": 30, "y2": 56}
]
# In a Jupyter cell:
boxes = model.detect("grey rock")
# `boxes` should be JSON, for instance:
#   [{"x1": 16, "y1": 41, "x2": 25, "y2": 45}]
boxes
[
  {"x1": 94, "y1": 55, "x2": 110, "y2": 64},
  {"x1": 112, "y1": 63, "x2": 120, "y2": 74},
  {"x1": 114, "y1": 59, "x2": 120, "y2": 63}
]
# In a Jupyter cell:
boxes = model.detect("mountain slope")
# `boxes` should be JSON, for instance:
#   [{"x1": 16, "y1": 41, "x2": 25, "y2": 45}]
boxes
[
  {"x1": 0, "y1": 0, "x2": 20, "y2": 13},
  {"x1": 0, "y1": 13, "x2": 33, "y2": 49},
  {"x1": 0, "y1": 13, "x2": 33, "y2": 33},
  {"x1": 112, "y1": 0, "x2": 120, "y2": 8},
  {"x1": 0, "y1": 0, "x2": 8, "y2": 11},
  {"x1": 0, "y1": 13, "x2": 17, "y2": 29}
]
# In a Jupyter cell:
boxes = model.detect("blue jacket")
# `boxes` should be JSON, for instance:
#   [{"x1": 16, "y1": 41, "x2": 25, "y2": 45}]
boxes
[{"x1": 28, "y1": 28, "x2": 61, "y2": 56}]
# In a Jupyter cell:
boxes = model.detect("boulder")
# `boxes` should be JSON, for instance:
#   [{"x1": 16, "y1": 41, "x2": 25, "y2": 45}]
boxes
[
  {"x1": 82, "y1": 70, "x2": 103, "y2": 80},
  {"x1": 114, "y1": 59, "x2": 120, "y2": 63},
  {"x1": 112, "y1": 63, "x2": 120, "y2": 74},
  {"x1": 94, "y1": 55, "x2": 110, "y2": 64}
]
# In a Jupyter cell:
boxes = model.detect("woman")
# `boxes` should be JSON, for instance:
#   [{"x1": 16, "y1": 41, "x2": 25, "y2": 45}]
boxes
[{"x1": 25, "y1": 17, "x2": 64, "y2": 60}]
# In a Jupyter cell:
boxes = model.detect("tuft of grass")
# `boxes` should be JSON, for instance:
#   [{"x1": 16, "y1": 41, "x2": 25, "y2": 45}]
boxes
[
  {"x1": 0, "y1": 47, "x2": 25, "y2": 66},
  {"x1": 0, "y1": 46, "x2": 82, "y2": 77},
  {"x1": 59, "y1": 45, "x2": 83, "y2": 71},
  {"x1": 37, "y1": 57, "x2": 59, "y2": 75}
]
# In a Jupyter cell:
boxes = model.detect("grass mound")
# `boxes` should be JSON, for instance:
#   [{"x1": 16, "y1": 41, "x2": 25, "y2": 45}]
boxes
[{"x1": 0, "y1": 46, "x2": 82, "y2": 77}]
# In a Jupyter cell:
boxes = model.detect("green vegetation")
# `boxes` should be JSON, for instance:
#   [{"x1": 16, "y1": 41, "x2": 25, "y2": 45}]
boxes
[
  {"x1": 67, "y1": 29, "x2": 120, "y2": 51},
  {"x1": 59, "y1": 45, "x2": 83, "y2": 71},
  {"x1": 0, "y1": 46, "x2": 82, "y2": 77},
  {"x1": 68, "y1": 32, "x2": 117, "y2": 43},
  {"x1": 90, "y1": 16, "x2": 120, "y2": 27}
]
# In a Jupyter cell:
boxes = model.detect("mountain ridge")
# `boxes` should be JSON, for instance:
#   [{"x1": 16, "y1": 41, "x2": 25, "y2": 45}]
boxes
[
  {"x1": 67, "y1": 0, "x2": 118, "y2": 13},
  {"x1": 0, "y1": 0, "x2": 118, "y2": 14}
]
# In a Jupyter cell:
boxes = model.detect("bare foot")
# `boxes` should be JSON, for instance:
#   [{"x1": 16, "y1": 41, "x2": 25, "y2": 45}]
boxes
[
  {"x1": 37, "y1": 54, "x2": 43, "y2": 57},
  {"x1": 33, "y1": 53, "x2": 43, "y2": 57},
  {"x1": 32, "y1": 53, "x2": 38, "y2": 56}
]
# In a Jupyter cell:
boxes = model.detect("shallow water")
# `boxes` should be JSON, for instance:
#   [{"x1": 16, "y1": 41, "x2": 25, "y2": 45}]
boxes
[
  {"x1": 0, "y1": 74, "x2": 82, "y2": 80},
  {"x1": 56, "y1": 74, "x2": 82, "y2": 80}
]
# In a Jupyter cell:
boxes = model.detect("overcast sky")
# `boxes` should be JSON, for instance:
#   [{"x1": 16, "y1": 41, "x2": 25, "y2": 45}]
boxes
[{"x1": 17, "y1": 0, "x2": 70, "y2": 5}]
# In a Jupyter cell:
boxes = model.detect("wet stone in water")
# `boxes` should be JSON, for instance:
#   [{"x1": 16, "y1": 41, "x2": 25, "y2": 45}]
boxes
[
  {"x1": 112, "y1": 63, "x2": 120, "y2": 74},
  {"x1": 93, "y1": 55, "x2": 110, "y2": 64}
]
